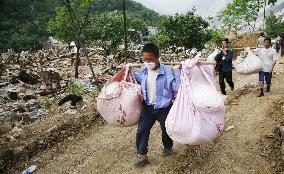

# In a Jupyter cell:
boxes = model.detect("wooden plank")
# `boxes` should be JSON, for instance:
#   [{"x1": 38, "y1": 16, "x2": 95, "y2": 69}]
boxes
[
  {"x1": 116, "y1": 61, "x2": 215, "y2": 68},
  {"x1": 233, "y1": 47, "x2": 256, "y2": 50}
]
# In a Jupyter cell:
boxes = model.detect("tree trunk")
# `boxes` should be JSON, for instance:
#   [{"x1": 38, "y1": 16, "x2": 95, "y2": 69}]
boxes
[
  {"x1": 248, "y1": 22, "x2": 255, "y2": 32},
  {"x1": 75, "y1": 47, "x2": 80, "y2": 79},
  {"x1": 264, "y1": 0, "x2": 266, "y2": 19},
  {"x1": 122, "y1": 0, "x2": 128, "y2": 62},
  {"x1": 85, "y1": 54, "x2": 96, "y2": 80}
]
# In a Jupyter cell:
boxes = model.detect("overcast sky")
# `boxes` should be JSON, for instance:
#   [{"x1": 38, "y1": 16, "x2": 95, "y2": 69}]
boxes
[
  {"x1": 133, "y1": 0, "x2": 284, "y2": 17},
  {"x1": 133, "y1": 0, "x2": 232, "y2": 17}
]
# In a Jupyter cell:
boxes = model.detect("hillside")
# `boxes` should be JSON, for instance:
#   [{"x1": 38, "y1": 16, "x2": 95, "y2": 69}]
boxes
[
  {"x1": 93, "y1": 0, "x2": 162, "y2": 26},
  {"x1": 0, "y1": 0, "x2": 161, "y2": 51}
]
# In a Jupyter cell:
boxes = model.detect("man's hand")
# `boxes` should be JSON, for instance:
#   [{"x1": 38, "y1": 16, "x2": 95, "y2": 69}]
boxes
[
  {"x1": 269, "y1": 68, "x2": 274, "y2": 73},
  {"x1": 222, "y1": 48, "x2": 228, "y2": 55},
  {"x1": 173, "y1": 65, "x2": 182, "y2": 69}
]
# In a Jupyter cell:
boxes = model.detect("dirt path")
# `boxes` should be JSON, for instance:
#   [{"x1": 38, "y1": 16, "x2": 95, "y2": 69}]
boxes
[{"x1": 29, "y1": 58, "x2": 284, "y2": 174}]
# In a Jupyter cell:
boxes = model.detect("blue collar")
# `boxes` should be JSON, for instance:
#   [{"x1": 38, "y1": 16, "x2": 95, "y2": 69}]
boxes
[{"x1": 141, "y1": 63, "x2": 166, "y2": 75}]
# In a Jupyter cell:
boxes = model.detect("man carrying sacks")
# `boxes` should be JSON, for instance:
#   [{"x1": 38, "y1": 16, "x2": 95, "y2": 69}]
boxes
[
  {"x1": 132, "y1": 43, "x2": 181, "y2": 167},
  {"x1": 255, "y1": 37, "x2": 278, "y2": 97}
]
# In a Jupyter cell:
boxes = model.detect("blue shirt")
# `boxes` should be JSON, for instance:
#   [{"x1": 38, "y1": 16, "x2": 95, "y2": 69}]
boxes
[{"x1": 133, "y1": 64, "x2": 181, "y2": 109}]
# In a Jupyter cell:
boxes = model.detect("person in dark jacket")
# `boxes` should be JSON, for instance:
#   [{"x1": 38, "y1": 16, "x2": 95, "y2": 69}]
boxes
[
  {"x1": 215, "y1": 38, "x2": 234, "y2": 95},
  {"x1": 280, "y1": 32, "x2": 284, "y2": 56}
]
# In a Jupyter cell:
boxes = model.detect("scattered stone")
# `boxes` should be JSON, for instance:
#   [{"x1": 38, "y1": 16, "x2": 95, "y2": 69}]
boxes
[
  {"x1": 29, "y1": 110, "x2": 41, "y2": 121},
  {"x1": 23, "y1": 94, "x2": 37, "y2": 101},
  {"x1": 46, "y1": 126, "x2": 57, "y2": 133},
  {"x1": 0, "y1": 118, "x2": 13, "y2": 134},
  {"x1": 280, "y1": 125, "x2": 284, "y2": 136},
  {"x1": 225, "y1": 126, "x2": 235, "y2": 132},
  {"x1": 8, "y1": 91, "x2": 19, "y2": 100},
  {"x1": 64, "y1": 109, "x2": 78, "y2": 115},
  {"x1": 9, "y1": 126, "x2": 24, "y2": 138},
  {"x1": 22, "y1": 164, "x2": 37, "y2": 174},
  {"x1": 8, "y1": 112, "x2": 22, "y2": 123},
  {"x1": 0, "y1": 80, "x2": 8, "y2": 87},
  {"x1": 18, "y1": 71, "x2": 39, "y2": 85},
  {"x1": 14, "y1": 146, "x2": 24, "y2": 155},
  {"x1": 265, "y1": 133, "x2": 275, "y2": 139}
]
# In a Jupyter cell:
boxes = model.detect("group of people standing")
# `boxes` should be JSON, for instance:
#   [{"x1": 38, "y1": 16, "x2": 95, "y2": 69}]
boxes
[{"x1": 215, "y1": 32, "x2": 279, "y2": 97}]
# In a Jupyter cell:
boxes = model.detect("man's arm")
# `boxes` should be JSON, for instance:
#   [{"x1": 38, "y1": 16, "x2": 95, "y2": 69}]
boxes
[
  {"x1": 171, "y1": 68, "x2": 181, "y2": 92},
  {"x1": 254, "y1": 48, "x2": 259, "y2": 56},
  {"x1": 215, "y1": 52, "x2": 222, "y2": 61},
  {"x1": 132, "y1": 68, "x2": 142, "y2": 84},
  {"x1": 270, "y1": 49, "x2": 279, "y2": 73},
  {"x1": 224, "y1": 49, "x2": 233, "y2": 62},
  {"x1": 270, "y1": 61, "x2": 277, "y2": 73},
  {"x1": 256, "y1": 38, "x2": 260, "y2": 48}
]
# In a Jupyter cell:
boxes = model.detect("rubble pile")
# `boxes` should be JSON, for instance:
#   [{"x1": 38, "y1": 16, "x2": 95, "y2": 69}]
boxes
[{"x1": 0, "y1": 46, "x2": 117, "y2": 141}]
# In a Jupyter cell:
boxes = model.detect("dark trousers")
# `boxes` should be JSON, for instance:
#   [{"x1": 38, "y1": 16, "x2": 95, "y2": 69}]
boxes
[
  {"x1": 281, "y1": 41, "x2": 284, "y2": 56},
  {"x1": 259, "y1": 71, "x2": 272, "y2": 87},
  {"x1": 136, "y1": 103, "x2": 173, "y2": 155},
  {"x1": 219, "y1": 71, "x2": 234, "y2": 95}
]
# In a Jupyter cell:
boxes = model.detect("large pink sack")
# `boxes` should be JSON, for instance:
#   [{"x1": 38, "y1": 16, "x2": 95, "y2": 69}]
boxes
[
  {"x1": 166, "y1": 57, "x2": 225, "y2": 145},
  {"x1": 97, "y1": 66, "x2": 142, "y2": 127}
]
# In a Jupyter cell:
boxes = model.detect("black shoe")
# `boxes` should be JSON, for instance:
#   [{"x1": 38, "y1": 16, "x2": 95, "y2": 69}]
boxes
[
  {"x1": 221, "y1": 92, "x2": 227, "y2": 95},
  {"x1": 162, "y1": 148, "x2": 173, "y2": 157},
  {"x1": 134, "y1": 155, "x2": 149, "y2": 168},
  {"x1": 266, "y1": 85, "x2": 271, "y2": 92},
  {"x1": 257, "y1": 89, "x2": 264, "y2": 97}
]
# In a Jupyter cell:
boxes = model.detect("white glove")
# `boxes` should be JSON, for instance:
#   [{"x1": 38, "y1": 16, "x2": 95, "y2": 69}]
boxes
[{"x1": 222, "y1": 56, "x2": 225, "y2": 60}]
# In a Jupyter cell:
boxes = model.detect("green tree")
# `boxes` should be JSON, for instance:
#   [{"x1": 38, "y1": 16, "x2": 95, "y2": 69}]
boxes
[
  {"x1": 152, "y1": 34, "x2": 171, "y2": 50},
  {"x1": 90, "y1": 11, "x2": 146, "y2": 53},
  {"x1": 219, "y1": 0, "x2": 278, "y2": 32},
  {"x1": 127, "y1": 16, "x2": 147, "y2": 44},
  {"x1": 265, "y1": 13, "x2": 284, "y2": 37},
  {"x1": 218, "y1": 0, "x2": 259, "y2": 32},
  {"x1": 160, "y1": 12, "x2": 211, "y2": 51},
  {"x1": 208, "y1": 29, "x2": 224, "y2": 46},
  {"x1": 48, "y1": 0, "x2": 94, "y2": 79},
  {"x1": 90, "y1": 11, "x2": 124, "y2": 53},
  {"x1": 0, "y1": 0, "x2": 58, "y2": 51}
]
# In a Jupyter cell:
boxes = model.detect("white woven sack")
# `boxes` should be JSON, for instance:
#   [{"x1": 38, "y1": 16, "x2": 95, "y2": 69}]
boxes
[{"x1": 235, "y1": 48, "x2": 262, "y2": 75}]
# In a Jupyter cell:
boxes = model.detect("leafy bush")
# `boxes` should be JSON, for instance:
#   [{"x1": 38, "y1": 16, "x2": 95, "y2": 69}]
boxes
[
  {"x1": 208, "y1": 29, "x2": 224, "y2": 46},
  {"x1": 40, "y1": 98, "x2": 53, "y2": 110},
  {"x1": 66, "y1": 78, "x2": 86, "y2": 96},
  {"x1": 265, "y1": 13, "x2": 284, "y2": 38}
]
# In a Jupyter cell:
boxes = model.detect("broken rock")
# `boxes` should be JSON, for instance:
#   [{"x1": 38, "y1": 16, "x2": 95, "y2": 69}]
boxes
[
  {"x1": 18, "y1": 71, "x2": 39, "y2": 85},
  {"x1": 0, "y1": 118, "x2": 13, "y2": 134},
  {"x1": 225, "y1": 126, "x2": 235, "y2": 132},
  {"x1": 8, "y1": 91, "x2": 19, "y2": 100},
  {"x1": 9, "y1": 126, "x2": 25, "y2": 138}
]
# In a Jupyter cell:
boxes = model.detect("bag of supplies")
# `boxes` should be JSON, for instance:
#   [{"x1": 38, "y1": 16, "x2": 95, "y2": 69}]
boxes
[
  {"x1": 235, "y1": 48, "x2": 262, "y2": 75},
  {"x1": 97, "y1": 66, "x2": 142, "y2": 127},
  {"x1": 166, "y1": 57, "x2": 225, "y2": 145}
]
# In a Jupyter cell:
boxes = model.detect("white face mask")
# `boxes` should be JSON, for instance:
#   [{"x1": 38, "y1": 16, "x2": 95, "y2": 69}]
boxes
[{"x1": 144, "y1": 62, "x2": 156, "y2": 70}]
